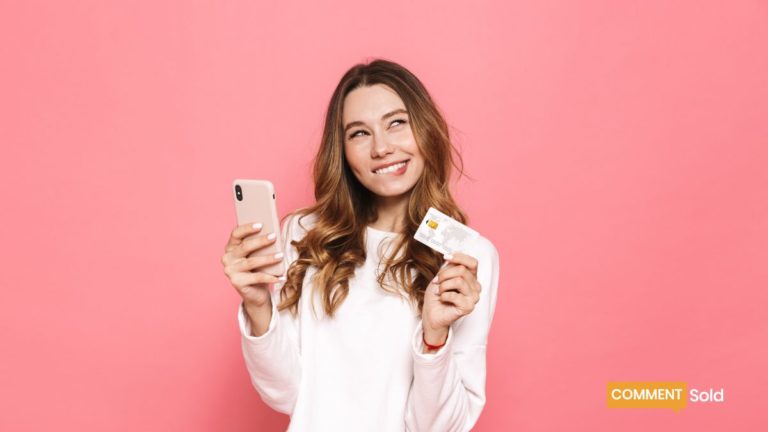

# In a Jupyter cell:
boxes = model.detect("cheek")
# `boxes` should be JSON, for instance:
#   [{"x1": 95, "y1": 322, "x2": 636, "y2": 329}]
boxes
[
  {"x1": 411, "y1": 158, "x2": 426, "y2": 177},
  {"x1": 407, "y1": 142, "x2": 425, "y2": 169},
  {"x1": 410, "y1": 148, "x2": 427, "y2": 178},
  {"x1": 344, "y1": 146, "x2": 367, "y2": 174},
  {"x1": 403, "y1": 131, "x2": 422, "y2": 158}
]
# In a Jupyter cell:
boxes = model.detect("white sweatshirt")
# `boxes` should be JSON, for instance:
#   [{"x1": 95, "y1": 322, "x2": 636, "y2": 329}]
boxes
[{"x1": 237, "y1": 212, "x2": 500, "y2": 431}]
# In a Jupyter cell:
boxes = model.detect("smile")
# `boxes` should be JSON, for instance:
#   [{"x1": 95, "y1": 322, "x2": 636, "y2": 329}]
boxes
[{"x1": 373, "y1": 160, "x2": 409, "y2": 175}]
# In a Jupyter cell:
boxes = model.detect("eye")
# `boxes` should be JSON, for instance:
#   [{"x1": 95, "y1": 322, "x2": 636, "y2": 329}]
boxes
[{"x1": 348, "y1": 119, "x2": 406, "y2": 140}]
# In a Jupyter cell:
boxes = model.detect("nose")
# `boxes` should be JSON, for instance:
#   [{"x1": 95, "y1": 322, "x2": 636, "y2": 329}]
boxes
[{"x1": 371, "y1": 131, "x2": 395, "y2": 158}]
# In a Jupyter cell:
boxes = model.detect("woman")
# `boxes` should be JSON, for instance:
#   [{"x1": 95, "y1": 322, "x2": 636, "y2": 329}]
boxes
[{"x1": 221, "y1": 58, "x2": 500, "y2": 431}]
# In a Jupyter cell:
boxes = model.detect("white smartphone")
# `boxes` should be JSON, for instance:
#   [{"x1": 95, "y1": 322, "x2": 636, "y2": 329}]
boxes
[{"x1": 232, "y1": 179, "x2": 285, "y2": 276}]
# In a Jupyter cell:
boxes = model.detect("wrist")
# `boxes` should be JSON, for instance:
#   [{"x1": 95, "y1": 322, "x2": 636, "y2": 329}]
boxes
[
  {"x1": 422, "y1": 324, "x2": 449, "y2": 351},
  {"x1": 244, "y1": 298, "x2": 271, "y2": 313},
  {"x1": 243, "y1": 300, "x2": 273, "y2": 337},
  {"x1": 243, "y1": 302, "x2": 272, "y2": 315}
]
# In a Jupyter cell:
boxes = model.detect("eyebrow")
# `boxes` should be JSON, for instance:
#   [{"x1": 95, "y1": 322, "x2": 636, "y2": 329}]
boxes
[{"x1": 343, "y1": 108, "x2": 409, "y2": 132}]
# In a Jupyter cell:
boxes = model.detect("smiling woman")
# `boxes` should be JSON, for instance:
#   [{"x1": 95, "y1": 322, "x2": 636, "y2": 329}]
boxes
[
  {"x1": 342, "y1": 84, "x2": 426, "y2": 225},
  {"x1": 220, "y1": 58, "x2": 500, "y2": 432}
]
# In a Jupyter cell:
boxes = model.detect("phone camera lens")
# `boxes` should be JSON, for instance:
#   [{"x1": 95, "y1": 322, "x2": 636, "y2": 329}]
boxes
[{"x1": 235, "y1": 184, "x2": 243, "y2": 201}]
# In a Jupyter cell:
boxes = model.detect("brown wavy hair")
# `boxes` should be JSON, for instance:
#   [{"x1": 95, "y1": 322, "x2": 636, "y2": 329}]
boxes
[{"x1": 277, "y1": 58, "x2": 469, "y2": 319}]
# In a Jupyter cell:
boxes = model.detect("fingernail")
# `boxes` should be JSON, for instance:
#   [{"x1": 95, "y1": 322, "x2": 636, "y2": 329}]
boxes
[
  {"x1": 267, "y1": 232, "x2": 276, "y2": 240},
  {"x1": 431, "y1": 275, "x2": 439, "y2": 284},
  {"x1": 278, "y1": 275, "x2": 287, "y2": 281},
  {"x1": 252, "y1": 223, "x2": 263, "y2": 230},
  {"x1": 443, "y1": 254, "x2": 453, "y2": 260},
  {"x1": 433, "y1": 285, "x2": 440, "y2": 294},
  {"x1": 274, "y1": 252, "x2": 284, "y2": 259}
]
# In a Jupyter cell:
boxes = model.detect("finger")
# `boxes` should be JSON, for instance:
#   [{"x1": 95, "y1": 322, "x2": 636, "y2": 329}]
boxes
[
  {"x1": 458, "y1": 271, "x2": 482, "y2": 299},
  {"x1": 434, "y1": 276, "x2": 472, "y2": 298},
  {"x1": 226, "y1": 252, "x2": 284, "y2": 275},
  {"x1": 226, "y1": 222, "x2": 265, "y2": 250},
  {"x1": 432, "y1": 264, "x2": 472, "y2": 288},
  {"x1": 437, "y1": 276, "x2": 481, "y2": 306},
  {"x1": 232, "y1": 232, "x2": 278, "y2": 259},
  {"x1": 438, "y1": 291, "x2": 474, "y2": 316},
  {"x1": 230, "y1": 270, "x2": 284, "y2": 289},
  {"x1": 443, "y1": 252, "x2": 478, "y2": 276}
]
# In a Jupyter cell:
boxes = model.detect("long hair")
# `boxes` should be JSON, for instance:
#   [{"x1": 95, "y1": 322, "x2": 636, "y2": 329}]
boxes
[{"x1": 278, "y1": 58, "x2": 468, "y2": 319}]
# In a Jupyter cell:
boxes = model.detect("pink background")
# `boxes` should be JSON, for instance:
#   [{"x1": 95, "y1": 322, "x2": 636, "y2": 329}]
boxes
[{"x1": 1, "y1": 1, "x2": 766, "y2": 430}]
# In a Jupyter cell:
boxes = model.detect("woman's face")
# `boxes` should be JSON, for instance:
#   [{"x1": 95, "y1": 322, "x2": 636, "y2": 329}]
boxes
[{"x1": 342, "y1": 84, "x2": 425, "y2": 200}]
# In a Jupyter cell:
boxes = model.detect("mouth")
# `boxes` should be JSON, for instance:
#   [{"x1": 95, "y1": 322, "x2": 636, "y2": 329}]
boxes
[{"x1": 372, "y1": 159, "x2": 410, "y2": 175}]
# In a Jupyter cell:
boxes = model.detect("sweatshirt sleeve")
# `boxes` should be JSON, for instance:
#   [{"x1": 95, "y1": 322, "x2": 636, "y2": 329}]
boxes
[
  {"x1": 238, "y1": 213, "x2": 302, "y2": 415},
  {"x1": 404, "y1": 236, "x2": 500, "y2": 432}
]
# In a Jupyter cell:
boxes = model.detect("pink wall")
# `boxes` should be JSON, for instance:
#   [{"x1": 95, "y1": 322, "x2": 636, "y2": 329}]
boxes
[{"x1": 1, "y1": 1, "x2": 766, "y2": 430}]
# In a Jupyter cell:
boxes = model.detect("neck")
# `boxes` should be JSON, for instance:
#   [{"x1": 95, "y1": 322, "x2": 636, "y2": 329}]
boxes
[{"x1": 370, "y1": 193, "x2": 410, "y2": 233}]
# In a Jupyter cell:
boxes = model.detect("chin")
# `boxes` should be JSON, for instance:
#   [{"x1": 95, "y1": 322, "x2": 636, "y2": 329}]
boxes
[{"x1": 370, "y1": 184, "x2": 417, "y2": 198}]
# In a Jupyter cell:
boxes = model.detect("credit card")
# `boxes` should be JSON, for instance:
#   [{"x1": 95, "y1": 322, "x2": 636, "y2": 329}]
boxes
[{"x1": 414, "y1": 207, "x2": 480, "y2": 255}]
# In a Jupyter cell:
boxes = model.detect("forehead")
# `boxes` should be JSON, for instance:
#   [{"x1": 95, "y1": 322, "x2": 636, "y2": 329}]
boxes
[{"x1": 342, "y1": 84, "x2": 406, "y2": 124}]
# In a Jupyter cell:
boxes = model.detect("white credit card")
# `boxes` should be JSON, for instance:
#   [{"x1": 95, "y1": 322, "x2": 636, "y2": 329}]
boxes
[{"x1": 414, "y1": 207, "x2": 480, "y2": 255}]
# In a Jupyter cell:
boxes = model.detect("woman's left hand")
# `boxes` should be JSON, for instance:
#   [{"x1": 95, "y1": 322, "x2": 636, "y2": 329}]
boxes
[{"x1": 421, "y1": 252, "x2": 481, "y2": 347}]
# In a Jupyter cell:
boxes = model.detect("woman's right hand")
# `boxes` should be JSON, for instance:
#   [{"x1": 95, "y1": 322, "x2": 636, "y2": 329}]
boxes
[{"x1": 221, "y1": 222, "x2": 286, "y2": 308}]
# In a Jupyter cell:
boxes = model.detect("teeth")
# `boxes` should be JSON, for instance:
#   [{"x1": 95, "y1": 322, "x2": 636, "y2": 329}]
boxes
[{"x1": 374, "y1": 161, "x2": 407, "y2": 174}]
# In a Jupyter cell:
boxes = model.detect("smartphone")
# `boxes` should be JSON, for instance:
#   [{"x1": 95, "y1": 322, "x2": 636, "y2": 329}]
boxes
[{"x1": 232, "y1": 179, "x2": 285, "y2": 277}]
